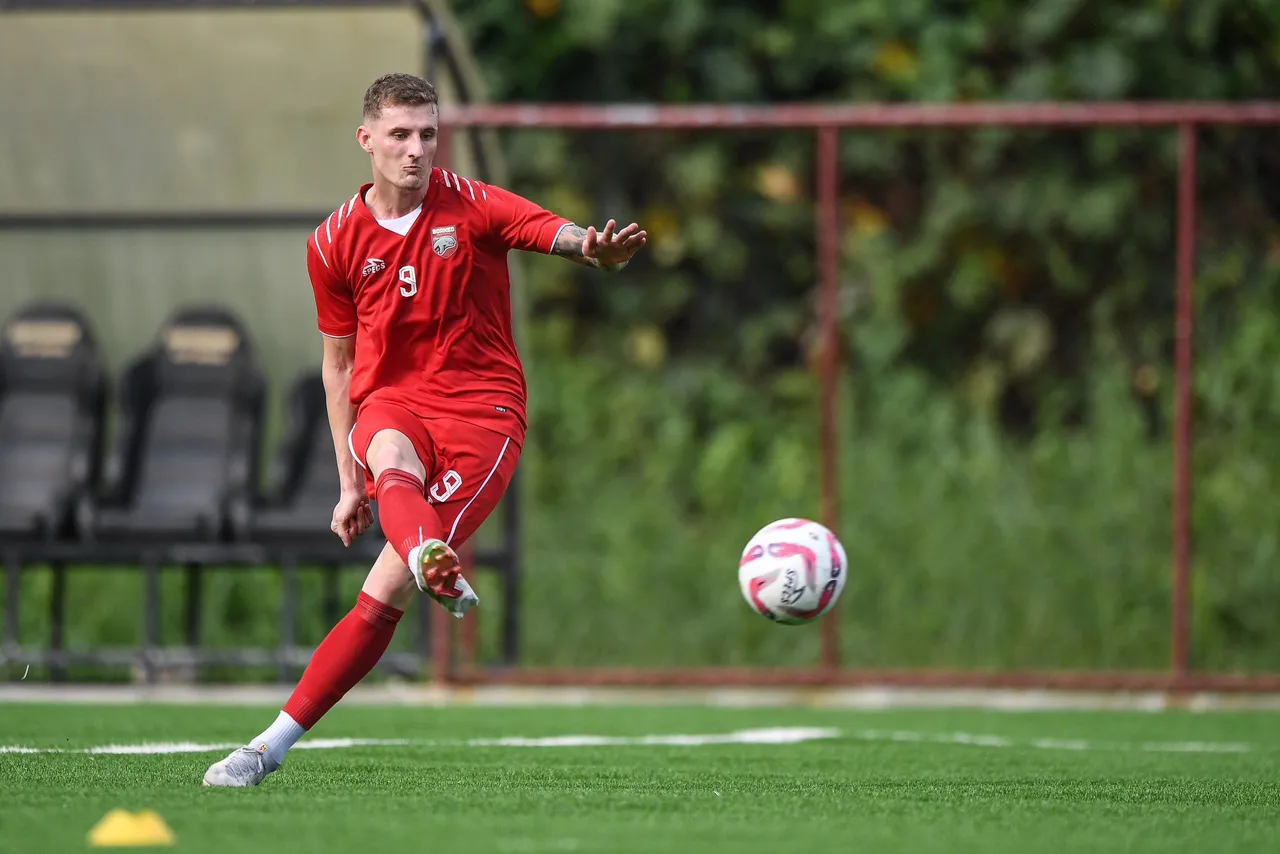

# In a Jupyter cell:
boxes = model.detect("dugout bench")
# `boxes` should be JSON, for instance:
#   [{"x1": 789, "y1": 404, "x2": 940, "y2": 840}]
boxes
[{"x1": 0, "y1": 301, "x2": 520, "y2": 684}]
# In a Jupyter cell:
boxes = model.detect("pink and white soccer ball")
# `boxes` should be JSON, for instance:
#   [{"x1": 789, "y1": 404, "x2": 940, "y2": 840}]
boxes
[{"x1": 738, "y1": 517, "x2": 848, "y2": 625}]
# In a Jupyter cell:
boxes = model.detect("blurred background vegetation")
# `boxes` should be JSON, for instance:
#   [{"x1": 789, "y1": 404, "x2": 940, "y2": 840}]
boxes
[
  {"x1": 462, "y1": 0, "x2": 1280, "y2": 673},
  {"x1": 2, "y1": 0, "x2": 1279, "y2": 678}
]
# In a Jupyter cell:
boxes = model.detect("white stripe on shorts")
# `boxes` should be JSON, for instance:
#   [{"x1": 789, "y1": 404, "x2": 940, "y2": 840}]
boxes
[
  {"x1": 446, "y1": 437, "x2": 511, "y2": 546},
  {"x1": 347, "y1": 425, "x2": 368, "y2": 471}
]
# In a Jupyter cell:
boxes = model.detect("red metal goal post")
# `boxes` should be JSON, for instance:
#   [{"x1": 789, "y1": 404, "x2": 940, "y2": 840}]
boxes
[{"x1": 438, "y1": 101, "x2": 1280, "y2": 693}]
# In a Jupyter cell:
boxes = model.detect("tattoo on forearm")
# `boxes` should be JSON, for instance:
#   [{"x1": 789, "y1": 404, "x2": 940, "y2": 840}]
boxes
[
  {"x1": 551, "y1": 224, "x2": 589, "y2": 260},
  {"x1": 550, "y1": 222, "x2": 628, "y2": 270}
]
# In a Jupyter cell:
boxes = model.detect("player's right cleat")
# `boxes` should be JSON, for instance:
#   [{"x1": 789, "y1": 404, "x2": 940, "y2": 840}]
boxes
[
  {"x1": 407, "y1": 538, "x2": 480, "y2": 619},
  {"x1": 202, "y1": 744, "x2": 280, "y2": 788}
]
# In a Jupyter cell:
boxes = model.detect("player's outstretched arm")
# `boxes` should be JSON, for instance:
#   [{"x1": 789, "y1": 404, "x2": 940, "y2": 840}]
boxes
[{"x1": 551, "y1": 219, "x2": 647, "y2": 272}]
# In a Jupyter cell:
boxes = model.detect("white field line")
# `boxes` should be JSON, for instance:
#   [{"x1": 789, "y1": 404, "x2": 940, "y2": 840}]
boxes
[
  {"x1": 464, "y1": 727, "x2": 841, "y2": 747},
  {"x1": 0, "y1": 738, "x2": 408, "y2": 755},
  {"x1": 0, "y1": 727, "x2": 1257, "y2": 755},
  {"x1": 846, "y1": 729, "x2": 1255, "y2": 754}
]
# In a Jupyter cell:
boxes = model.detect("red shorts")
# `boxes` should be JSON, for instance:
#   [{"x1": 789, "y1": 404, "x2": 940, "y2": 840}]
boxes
[{"x1": 348, "y1": 401, "x2": 521, "y2": 548}]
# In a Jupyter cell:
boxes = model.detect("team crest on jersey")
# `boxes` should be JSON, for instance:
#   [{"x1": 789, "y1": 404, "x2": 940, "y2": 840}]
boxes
[
  {"x1": 362, "y1": 257, "x2": 386, "y2": 277},
  {"x1": 431, "y1": 225, "x2": 459, "y2": 259}
]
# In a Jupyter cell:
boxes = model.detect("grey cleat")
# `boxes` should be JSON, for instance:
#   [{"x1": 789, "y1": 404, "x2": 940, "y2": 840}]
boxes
[
  {"x1": 202, "y1": 745, "x2": 280, "y2": 788},
  {"x1": 407, "y1": 538, "x2": 480, "y2": 619}
]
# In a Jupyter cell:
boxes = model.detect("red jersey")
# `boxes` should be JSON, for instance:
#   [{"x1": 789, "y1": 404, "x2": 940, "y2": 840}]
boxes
[{"x1": 307, "y1": 168, "x2": 571, "y2": 446}]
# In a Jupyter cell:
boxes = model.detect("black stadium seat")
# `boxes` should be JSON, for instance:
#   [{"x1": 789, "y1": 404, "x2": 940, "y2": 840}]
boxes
[
  {"x1": 251, "y1": 371, "x2": 382, "y2": 551},
  {"x1": 89, "y1": 307, "x2": 265, "y2": 543},
  {"x1": 0, "y1": 302, "x2": 106, "y2": 540}
]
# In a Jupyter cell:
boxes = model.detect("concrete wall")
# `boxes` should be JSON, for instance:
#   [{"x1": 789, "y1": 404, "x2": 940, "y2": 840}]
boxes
[{"x1": 0, "y1": 7, "x2": 479, "y2": 444}]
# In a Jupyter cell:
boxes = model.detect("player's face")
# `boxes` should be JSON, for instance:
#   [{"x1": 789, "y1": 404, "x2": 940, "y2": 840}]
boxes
[{"x1": 360, "y1": 103, "x2": 439, "y2": 192}]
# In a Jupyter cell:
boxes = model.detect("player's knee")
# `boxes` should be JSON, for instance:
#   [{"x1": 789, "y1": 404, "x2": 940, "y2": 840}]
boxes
[{"x1": 365, "y1": 429, "x2": 425, "y2": 481}]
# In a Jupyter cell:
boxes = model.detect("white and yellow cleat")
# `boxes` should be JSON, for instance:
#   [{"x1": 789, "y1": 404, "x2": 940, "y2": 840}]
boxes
[{"x1": 407, "y1": 538, "x2": 479, "y2": 619}]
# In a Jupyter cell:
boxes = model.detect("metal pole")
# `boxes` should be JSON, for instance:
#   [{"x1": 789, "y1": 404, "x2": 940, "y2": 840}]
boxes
[
  {"x1": 142, "y1": 555, "x2": 161, "y2": 685},
  {"x1": 457, "y1": 542, "x2": 479, "y2": 675},
  {"x1": 816, "y1": 126, "x2": 841, "y2": 673},
  {"x1": 430, "y1": 597, "x2": 453, "y2": 685},
  {"x1": 419, "y1": 0, "x2": 444, "y2": 85},
  {"x1": 1172, "y1": 122, "x2": 1198, "y2": 677},
  {"x1": 3, "y1": 552, "x2": 20, "y2": 654},
  {"x1": 50, "y1": 563, "x2": 67, "y2": 683},
  {"x1": 279, "y1": 556, "x2": 298, "y2": 683}
]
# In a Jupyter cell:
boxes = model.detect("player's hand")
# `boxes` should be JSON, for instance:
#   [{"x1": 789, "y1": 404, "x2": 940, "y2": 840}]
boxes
[
  {"x1": 583, "y1": 219, "x2": 647, "y2": 270},
  {"x1": 331, "y1": 487, "x2": 373, "y2": 547}
]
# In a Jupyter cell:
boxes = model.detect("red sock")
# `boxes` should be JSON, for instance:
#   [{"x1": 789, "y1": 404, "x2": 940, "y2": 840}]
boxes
[
  {"x1": 283, "y1": 591, "x2": 403, "y2": 729},
  {"x1": 374, "y1": 468, "x2": 445, "y2": 563}
]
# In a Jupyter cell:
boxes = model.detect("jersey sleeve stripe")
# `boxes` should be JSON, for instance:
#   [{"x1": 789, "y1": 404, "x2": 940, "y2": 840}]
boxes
[
  {"x1": 461, "y1": 176, "x2": 476, "y2": 200},
  {"x1": 332, "y1": 192, "x2": 358, "y2": 232},
  {"x1": 324, "y1": 211, "x2": 334, "y2": 245},
  {"x1": 443, "y1": 171, "x2": 452, "y2": 188},
  {"x1": 311, "y1": 226, "x2": 330, "y2": 267}
]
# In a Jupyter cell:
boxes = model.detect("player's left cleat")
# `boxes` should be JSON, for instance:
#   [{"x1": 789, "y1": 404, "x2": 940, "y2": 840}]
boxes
[
  {"x1": 202, "y1": 744, "x2": 280, "y2": 788},
  {"x1": 407, "y1": 538, "x2": 480, "y2": 619}
]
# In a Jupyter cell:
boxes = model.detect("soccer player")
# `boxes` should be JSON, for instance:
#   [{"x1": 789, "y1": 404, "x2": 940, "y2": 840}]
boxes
[{"x1": 203, "y1": 73, "x2": 646, "y2": 787}]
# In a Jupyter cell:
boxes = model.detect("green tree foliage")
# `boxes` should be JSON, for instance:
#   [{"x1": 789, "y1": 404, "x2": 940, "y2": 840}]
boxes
[
  {"x1": 461, "y1": 0, "x2": 1279, "y2": 425},
  {"x1": 449, "y1": 1, "x2": 1280, "y2": 670}
]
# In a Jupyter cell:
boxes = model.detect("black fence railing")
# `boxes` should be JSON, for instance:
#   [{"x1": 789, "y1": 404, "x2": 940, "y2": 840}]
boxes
[{"x1": 1, "y1": 538, "x2": 513, "y2": 684}]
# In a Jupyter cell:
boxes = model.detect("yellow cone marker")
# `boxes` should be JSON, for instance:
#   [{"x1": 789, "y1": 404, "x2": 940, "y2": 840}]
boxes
[{"x1": 87, "y1": 809, "x2": 176, "y2": 847}]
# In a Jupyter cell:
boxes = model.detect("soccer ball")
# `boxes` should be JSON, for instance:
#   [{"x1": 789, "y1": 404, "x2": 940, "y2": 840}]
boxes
[{"x1": 738, "y1": 518, "x2": 847, "y2": 625}]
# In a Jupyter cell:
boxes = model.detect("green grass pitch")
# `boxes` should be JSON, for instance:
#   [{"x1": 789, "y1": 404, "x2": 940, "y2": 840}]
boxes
[{"x1": 1, "y1": 702, "x2": 1278, "y2": 852}]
